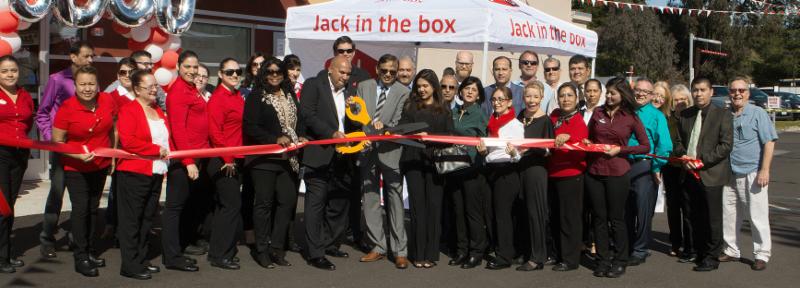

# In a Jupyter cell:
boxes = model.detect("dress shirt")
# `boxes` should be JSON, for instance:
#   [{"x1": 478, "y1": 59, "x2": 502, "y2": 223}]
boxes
[
  {"x1": 547, "y1": 109, "x2": 587, "y2": 178},
  {"x1": 53, "y1": 93, "x2": 117, "y2": 172},
  {"x1": 586, "y1": 106, "x2": 650, "y2": 176},
  {"x1": 0, "y1": 87, "x2": 34, "y2": 140},
  {"x1": 166, "y1": 77, "x2": 210, "y2": 166},
  {"x1": 628, "y1": 103, "x2": 673, "y2": 173},
  {"x1": 482, "y1": 82, "x2": 525, "y2": 117},
  {"x1": 730, "y1": 104, "x2": 778, "y2": 174},
  {"x1": 484, "y1": 118, "x2": 524, "y2": 163},
  {"x1": 36, "y1": 68, "x2": 75, "y2": 141},
  {"x1": 329, "y1": 76, "x2": 346, "y2": 133},
  {"x1": 207, "y1": 85, "x2": 244, "y2": 164}
]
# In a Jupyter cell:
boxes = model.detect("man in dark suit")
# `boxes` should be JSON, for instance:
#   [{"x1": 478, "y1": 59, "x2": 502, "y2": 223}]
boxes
[
  {"x1": 300, "y1": 55, "x2": 357, "y2": 270},
  {"x1": 332, "y1": 36, "x2": 370, "y2": 95},
  {"x1": 672, "y1": 77, "x2": 733, "y2": 272}
]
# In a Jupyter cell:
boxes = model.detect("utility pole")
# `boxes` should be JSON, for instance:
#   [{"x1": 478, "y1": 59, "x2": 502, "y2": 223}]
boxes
[{"x1": 689, "y1": 33, "x2": 722, "y2": 83}]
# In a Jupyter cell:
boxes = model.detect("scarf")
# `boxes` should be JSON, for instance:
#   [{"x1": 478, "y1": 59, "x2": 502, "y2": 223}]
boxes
[
  {"x1": 261, "y1": 89, "x2": 300, "y2": 172},
  {"x1": 487, "y1": 107, "x2": 516, "y2": 137},
  {"x1": 554, "y1": 109, "x2": 579, "y2": 130}
]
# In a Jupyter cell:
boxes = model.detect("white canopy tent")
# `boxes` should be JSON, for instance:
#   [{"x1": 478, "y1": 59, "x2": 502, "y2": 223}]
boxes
[{"x1": 285, "y1": 0, "x2": 598, "y2": 80}]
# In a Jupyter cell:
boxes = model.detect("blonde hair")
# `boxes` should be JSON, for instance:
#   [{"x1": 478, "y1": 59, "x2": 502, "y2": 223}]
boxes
[
  {"x1": 728, "y1": 75, "x2": 752, "y2": 87},
  {"x1": 669, "y1": 84, "x2": 693, "y2": 112},
  {"x1": 524, "y1": 80, "x2": 545, "y2": 98},
  {"x1": 654, "y1": 81, "x2": 671, "y2": 116}
]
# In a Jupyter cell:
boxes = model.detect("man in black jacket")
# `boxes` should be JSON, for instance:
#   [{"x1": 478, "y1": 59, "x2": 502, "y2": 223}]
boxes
[
  {"x1": 300, "y1": 55, "x2": 357, "y2": 270},
  {"x1": 672, "y1": 77, "x2": 733, "y2": 272}
]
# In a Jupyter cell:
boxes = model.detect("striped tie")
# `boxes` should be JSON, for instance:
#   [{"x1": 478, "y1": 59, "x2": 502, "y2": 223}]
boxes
[{"x1": 375, "y1": 86, "x2": 387, "y2": 120}]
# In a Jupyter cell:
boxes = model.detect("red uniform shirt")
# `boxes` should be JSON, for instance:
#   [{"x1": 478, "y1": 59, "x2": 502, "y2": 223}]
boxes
[
  {"x1": 109, "y1": 87, "x2": 134, "y2": 108},
  {"x1": 547, "y1": 110, "x2": 588, "y2": 178},
  {"x1": 166, "y1": 77, "x2": 209, "y2": 166},
  {"x1": 116, "y1": 101, "x2": 171, "y2": 176},
  {"x1": 53, "y1": 92, "x2": 117, "y2": 172},
  {"x1": 0, "y1": 87, "x2": 34, "y2": 141},
  {"x1": 207, "y1": 85, "x2": 244, "y2": 163}
]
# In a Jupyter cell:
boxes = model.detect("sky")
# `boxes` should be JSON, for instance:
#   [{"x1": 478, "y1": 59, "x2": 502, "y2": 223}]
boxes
[{"x1": 648, "y1": 0, "x2": 670, "y2": 6}]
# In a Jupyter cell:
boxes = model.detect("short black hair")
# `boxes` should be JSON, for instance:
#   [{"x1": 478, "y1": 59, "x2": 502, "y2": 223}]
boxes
[
  {"x1": 130, "y1": 69, "x2": 152, "y2": 93},
  {"x1": 568, "y1": 54, "x2": 590, "y2": 67},
  {"x1": 691, "y1": 77, "x2": 712, "y2": 89},
  {"x1": 492, "y1": 56, "x2": 512, "y2": 68},
  {"x1": 118, "y1": 57, "x2": 134, "y2": 70},
  {"x1": 520, "y1": 50, "x2": 540, "y2": 62},
  {"x1": 442, "y1": 67, "x2": 455, "y2": 76},
  {"x1": 74, "y1": 65, "x2": 98, "y2": 79},
  {"x1": 69, "y1": 41, "x2": 93, "y2": 55},
  {"x1": 0, "y1": 55, "x2": 19, "y2": 66},
  {"x1": 178, "y1": 50, "x2": 199, "y2": 66},
  {"x1": 332, "y1": 36, "x2": 355, "y2": 53},
  {"x1": 636, "y1": 77, "x2": 654, "y2": 85},
  {"x1": 283, "y1": 54, "x2": 301, "y2": 70},
  {"x1": 378, "y1": 54, "x2": 398, "y2": 66},
  {"x1": 458, "y1": 76, "x2": 485, "y2": 104},
  {"x1": 129, "y1": 50, "x2": 152, "y2": 61}
]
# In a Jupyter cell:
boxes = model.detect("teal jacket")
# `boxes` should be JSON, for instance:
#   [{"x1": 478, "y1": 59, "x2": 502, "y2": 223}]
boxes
[
  {"x1": 629, "y1": 103, "x2": 672, "y2": 173},
  {"x1": 452, "y1": 103, "x2": 488, "y2": 163}
]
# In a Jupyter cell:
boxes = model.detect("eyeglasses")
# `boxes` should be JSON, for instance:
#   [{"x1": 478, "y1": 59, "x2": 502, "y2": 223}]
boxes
[
  {"x1": 336, "y1": 48, "x2": 355, "y2": 54},
  {"x1": 544, "y1": 67, "x2": 559, "y2": 72},
  {"x1": 222, "y1": 69, "x2": 243, "y2": 77},
  {"x1": 520, "y1": 60, "x2": 538, "y2": 66},
  {"x1": 265, "y1": 69, "x2": 282, "y2": 76},
  {"x1": 196, "y1": 75, "x2": 209, "y2": 80},
  {"x1": 137, "y1": 85, "x2": 158, "y2": 92},
  {"x1": 442, "y1": 85, "x2": 457, "y2": 90},
  {"x1": 117, "y1": 69, "x2": 133, "y2": 76},
  {"x1": 490, "y1": 97, "x2": 509, "y2": 103},
  {"x1": 379, "y1": 69, "x2": 398, "y2": 76},
  {"x1": 634, "y1": 89, "x2": 654, "y2": 95},
  {"x1": 133, "y1": 61, "x2": 154, "y2": 67},
  {"x1": 730, "y1": 88, "x2": 747, "y2": 94}
]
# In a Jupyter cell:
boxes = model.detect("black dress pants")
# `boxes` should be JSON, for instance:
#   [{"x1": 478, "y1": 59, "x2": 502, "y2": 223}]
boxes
[
  {"x1": 207, "y1": 158, "x2": 242, "y2": 261},
  {"x1": 251, "y1": 161, "x2": 298, "y2": 256},
  {"x1": 117, "y1": 171, "x2": 162, "y2": 274},
  {"x1": 550, "y1": 175, "x2": 584, "y2": 267},
  {"x1": 448, "y1": 167, "x2": 488, "y2": 259},
  {"x1": 64, "y1": 169, "x2": 108, "y2": 260},
  {"x1": 520, "y1": 164, "x2": 548, "y2": 264},
  {"x1": 486, "y1": 163, "x2": 521, "y2": 265},
  {"x1": 663, "y1": 166, "x2": 694, "y2": 254},
  {"x1": 0, "y1": 147, "x2": 27, "y2": 262},
  {"x1": 304, "y1": 157, "x2": 353, "y2": 260},
  {"x1": 684, "y1": 175, "x2": 723, "y2": 264},
  {"x1": 586, "y1": 173, "x2": 630, "y2": 265},
  {"x1": 405, "y1": 164, "x2": 445, "y2": 262},
  {"x1": 162, "y1": 159, "x2": 212, "y2": 265}
]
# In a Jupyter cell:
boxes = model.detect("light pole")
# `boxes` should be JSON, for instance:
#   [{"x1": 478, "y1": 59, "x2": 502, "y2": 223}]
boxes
[{"x1": 689, "y1": 33, "x2": 722, "y2": 83}]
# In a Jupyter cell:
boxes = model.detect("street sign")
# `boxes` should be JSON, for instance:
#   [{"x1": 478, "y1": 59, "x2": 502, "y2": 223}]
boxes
[{"x1": 768, "y1": 96, "x2": 781, "y2": 109}]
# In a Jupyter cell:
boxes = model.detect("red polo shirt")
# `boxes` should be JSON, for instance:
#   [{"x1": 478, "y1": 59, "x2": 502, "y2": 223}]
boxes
[
  {"x1": 166, "y1": 77, "x2": 210, "y2": 166},
  {"x1": 53, "y1": 92, "x2": 118, "y2": 172},
  {"x1": 547, "y1": 109, "x2": 588, "y2": 178},
  {"x1": 109, "y1": 87, "x2": 134, "y2": 108},
  {"x1": 208, "y1": 85, "x2": 244, "y2": 163},
  {"x1": 0, "y1": 87, "x2": 34, "y2": 141}
]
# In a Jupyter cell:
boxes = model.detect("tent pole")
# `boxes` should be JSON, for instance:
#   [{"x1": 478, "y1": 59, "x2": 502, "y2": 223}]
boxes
[
  {"x1": 591, "y1": 58, "x2": 596, "y2": 79},
  {"x1": 481, "y1": 42, "x2": 489, "y2": 82}
]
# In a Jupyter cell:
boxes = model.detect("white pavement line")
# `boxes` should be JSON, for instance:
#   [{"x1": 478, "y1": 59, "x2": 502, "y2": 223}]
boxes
[{"x1": 769, "y1": 204, "x2": 793, "y2": 211}]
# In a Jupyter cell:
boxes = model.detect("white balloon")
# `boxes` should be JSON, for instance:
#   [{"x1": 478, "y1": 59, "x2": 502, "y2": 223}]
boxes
[
  {"x1": 145, "y1": 44, "x2": 163, "y2": 62},
  {"x1": 0, "y1": 32, "x2": 21, "y2": 52},
  {"x1": 154, "y1": 68, "x2": 173, "y2": 86},
  {"x1": 130, "y1": 25, "x2": 151, "y2": 43},
  {"x1": 160, "y1": 35, "x2": 181, "y2": 51},
  {"x1": 17, "y1": 21, "x2": 32, "y2": 31}
]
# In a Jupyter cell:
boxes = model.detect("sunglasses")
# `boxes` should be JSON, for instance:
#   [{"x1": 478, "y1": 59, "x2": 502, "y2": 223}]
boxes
[
  {"x1": 520, "y1": 60, "x2": 538, "y2": 66},
  {"x1": 379, "y1": 69, "x2": 397, "y2": 76},
  {"x1": 442, "y1": 85, "x2": 457, "y2": 90},
  {"x1": 544, "y1": 67, "x2": 559, "y2": 72},
  {"x1": 730, "y1": 88, "x2": 747, "y2": 94},
  {"x1": 336, "y1": 48, "x2": 355, "y2": 54},
  {"x1": 265, "y1": 69, "x2": 282, "y2": 76},
  {"x1": 118, "y1": 69, "x2": 133, "y2": 76},
  {"x1": 222, "y1": 69, "x2": 243, "y2": 77}
]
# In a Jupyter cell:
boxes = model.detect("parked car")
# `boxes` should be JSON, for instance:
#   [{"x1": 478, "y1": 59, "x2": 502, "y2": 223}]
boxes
[
  {"x1": 772, "y1": 91, "x2": 800, "y2": 120},
  {"x1": 713, "y1": 86, "x2": 791, "y2": 120}
]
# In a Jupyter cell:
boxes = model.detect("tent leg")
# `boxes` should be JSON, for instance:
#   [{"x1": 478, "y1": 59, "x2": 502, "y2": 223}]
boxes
[
  {"x1": 481, "y1": 42, "x2": 489, "y2": 82},
  {"x1": 591, "y1": 57, "x2": 596, "y2": 79}
]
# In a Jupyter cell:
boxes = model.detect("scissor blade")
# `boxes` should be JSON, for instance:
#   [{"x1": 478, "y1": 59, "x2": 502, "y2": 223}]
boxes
[
  {"x1": 387, "y1": 122, "x2": 429, "y2": 135},
  {"x1": 388, "y1": 139, "x2": 426, "y2": 148}
]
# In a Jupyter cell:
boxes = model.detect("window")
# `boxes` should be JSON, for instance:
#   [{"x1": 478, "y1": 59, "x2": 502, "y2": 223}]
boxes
[{"x1": 181, "y1": 21, "x2": 252, "y2": 85}]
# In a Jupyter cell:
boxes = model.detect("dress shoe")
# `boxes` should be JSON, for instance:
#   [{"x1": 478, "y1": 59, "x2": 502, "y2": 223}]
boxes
[
  {"x1": 0, "y1": 263, "x2": 15, "y2": 273},
  {"x1": 448, "y1": 254, "x2": 467, "y2": 266},
  {"x1": 485, "y1": 260, "x2": 510, "y2": 270},
  {"x1": 718, "y1": 254, "x2": 740, "y2": 262},
  {"x1": 693, "y1": 259, "x2": 719, "y2": 272},
  {"x1": 144, "y1": 262, "x2": 160, "y2": 273},
  {"x1": 606, "y1": 264, "x2": 626, "y2": 278},
  {"x1": 89, "y1": 255, "x2": 106, "y2": 268},
  {"x1": 516, "y1": 261, "x2": 544, "y2": 271},
  {"x1": 308, "y1": 257, "x2": 335, "y2": 271},
  {"x1": 593, "y1": 262, "x2": 611, "y2": 277},
  {"x1": 183, "y1": 256, "x2": 198, "y2": 265},
  {"x1": 627, "y1": 256, "x2": 646, "y2": 266},
  {"x1": 184, "y1": 244, "x2": 207, "y2": 256},
  {"x1": 395, "y1": 256, "x2": 409, "y2": 269},
  {"x1": 325, "y1": 248, "x2": 349, "y2": 258},
  {"x1": 751, "y1": 259, "x2": 767, "y2": 271},
  {"x1": 40, "y1": 245, "x2": 57, "y2": 258},
  {"x1": 210, "y1": 258, "x2": 240, "y2": 270},
  {"x1": 360, "y1": 251, "x2": 385, "y2": 262},
  {"x1": 678, "y1": 253, "x2": 697, "y2": 263},
  {"x1": 270, "y1": 252, "x2": 292, "y2": 266},
  {"x1": 120, "y1": 270, "x2": 151, "y2": 280},
  {"x1": 75, "y1": 259, "x2": 99, "y2": 277},
  {"x1": 255, "y1": 252, "x2": 275, "y2": 269},
  {"x1": 165, "y1": 262, "x2": 199, "y2": 272},
  {"x1": 552, "y1": 263, "x2": 579, "y2": 272},
  {"x1": 544, "y1": 257, "x2": 557, "y2": 265},
  {"x1": 9, "y1": 258, "x2": 24, "y2": 268},
  {"x1": 232, "y1": 256, "x2": 240, "y2": 263},
  {"x1": 461, "y1": 256, "x2": 482, "y2": 269}
]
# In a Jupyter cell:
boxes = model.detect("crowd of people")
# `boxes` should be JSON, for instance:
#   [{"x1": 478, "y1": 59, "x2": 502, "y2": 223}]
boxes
[{"x1": 0, "y1": 35, "x2": 777, "y2": 280}]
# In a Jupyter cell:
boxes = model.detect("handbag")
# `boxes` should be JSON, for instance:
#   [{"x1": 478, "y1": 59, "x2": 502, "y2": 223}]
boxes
[{"x1": 433, "y1": 145, "x2": 472, "y2": 174}]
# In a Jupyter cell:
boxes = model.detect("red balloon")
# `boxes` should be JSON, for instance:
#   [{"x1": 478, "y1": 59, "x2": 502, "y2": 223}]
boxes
[
  {"x1": 127, "y1": 39, "x2": 148, "y2": 51},
  {"x1": 150, "y1": 28, "x2": 169, "y2": 45},
  {"x1": 0, "y1": 11, "x2": 20, "y2": 34},
  {"x1": 160, "y1": 50, "x2": 179, "y2": 69},
  {"x1": 0, "y1": 40, "x2": 12, "y2": 56},
  {"x1": 112, "y1": 22, "x2": 131, "y2": 35}
]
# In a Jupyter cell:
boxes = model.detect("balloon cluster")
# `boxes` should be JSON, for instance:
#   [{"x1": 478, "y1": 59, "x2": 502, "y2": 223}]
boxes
[{"x1": 1, "y1": 0, "x2": 195, "y2": 88}]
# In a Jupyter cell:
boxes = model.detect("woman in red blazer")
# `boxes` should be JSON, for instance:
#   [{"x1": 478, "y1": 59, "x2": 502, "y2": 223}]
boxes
[
  {"x1": 116, "y1": 71, "x2": 170, "y2": 280},
  {"x1": 0, "y1": 55, "x2": 35, "y2": 274}
]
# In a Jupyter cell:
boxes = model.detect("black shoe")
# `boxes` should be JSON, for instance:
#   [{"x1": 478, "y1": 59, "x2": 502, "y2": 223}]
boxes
[
  {"x1": 693, "y1": 259, "x2": 719, "y2": 272},
  {"x1": 544, "y1": 256, "x2": 557, "y2": 265},
  {"x1": 627, "y1": 256, "x2": 646, "y2": 266},
  {"x1": 606, "y1": 264, "x2": 626, "y2": 278},
  {"x1": 255, "y1": 252, "x2": 275, "y2": 269},
  {"x1": 0, "y1": 263, "x2": 15, "y2": 273},
  {"x1": 269, "y1": 252, "x2": 291, "y2": 266},
  {"x1": 210, "y1": 258, "x2": 240, "y2": 270},
  {"x1": 593, "y1": 262, "x2": 611, "y2": 277},
  {"x1": 184, "y1": 244, "x2": 207, "y2": 256},
  {"x1": 165, "y1": 262, "x2": 199, "y2": 272},
  {"x1": 144, "y1": 262, "x2": 160, "y2": 273},
  {"x1": 88, "y1": 255, "x2": 106, "y2": 268},
  {"x1": 678, "y1": 253, "x2": 697, "y2": 263},
  {"x1": 120, "y1": 270, "x2": 151, "y2": 280},
  {"x1": 75, "y1": 259, "x2": 99, "y2": 277},
  {"x1": 308, "y1": 257, "x2": 335, "y2": 271},
  {"x1": 182, "y1": 256, "x2": 198, "y2": 265},
  {"x1": 40, "y1": 245, "x2": 57, "y2": 258},
  {"x1": 325, "y1": 248, "x2": 349, "y2": 258},
  {"x1": 288, "y1": 242, "x2": 303, "y2": 253},
  {"x1": 461, "y1": 256, "x2": 482, "y2": 269},
  {"x1": 552, "y1": 263, "x2": 579, "y2": 271},
  {"x1": 449, "y1": 254, "x2": 467, "y2": 266},
  {"x1": 516, "y1": 261, "x2": 544, "y2": 271},
  {"x1": 485, "y1": 260, "x2": 510, "y2": 270},
  {"x1": 9, "y1": 258, "x2": 24, "y2": 268},
  {"x1": 232, "y1": 256, "x2": 240, "y2": 263}
]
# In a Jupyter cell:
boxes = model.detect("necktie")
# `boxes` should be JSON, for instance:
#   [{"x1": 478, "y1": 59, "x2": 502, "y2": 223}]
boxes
[
  {"x1": 375, "y1": 86, "x2": 387, "y2": 120},
  {"x1": 687, "y1": 110, "x2": 702, "y2": 158}
]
